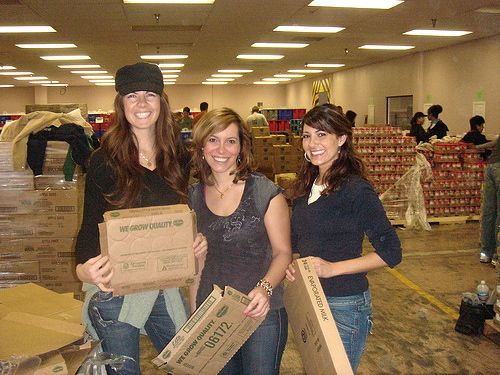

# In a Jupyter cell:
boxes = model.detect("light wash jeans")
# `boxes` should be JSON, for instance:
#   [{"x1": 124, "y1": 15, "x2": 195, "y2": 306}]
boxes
[
  {"x1": 88, "y1": 290, "x2": 176, "y2": 375},
  {"x1": 480, "y1": 162, "x2": 500, "y2": 259},
  {"x1": 327, "y1": 290, "x2": 372, "y2": 373},
  {"x1": 218, "y1": 307, "x2": 288, "y2": 375}
]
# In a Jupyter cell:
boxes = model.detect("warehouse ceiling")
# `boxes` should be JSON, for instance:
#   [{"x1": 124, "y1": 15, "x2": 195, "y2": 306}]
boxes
[{"x1": 0, "y1": 0, "x2": 499, "y2": 87}]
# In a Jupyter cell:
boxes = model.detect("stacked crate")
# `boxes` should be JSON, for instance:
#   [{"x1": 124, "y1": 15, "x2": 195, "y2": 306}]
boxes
[
  {"x1": 422, "y1": 143, "x2": 483, "y2": 217},
  {"x1": 87, "y1": 112, "x2": 114, "y2": 139},
  {"x1": 261, "y1": 108, "x2": 306, "y2": 133}
]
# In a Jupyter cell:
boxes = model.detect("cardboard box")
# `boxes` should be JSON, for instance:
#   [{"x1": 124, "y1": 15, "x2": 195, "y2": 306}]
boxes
[
  {"x1": 283, "y1": 257, "x2": 353, "y2": 375},
  {"x1": 99, "y1": 204, "x2": 197, "y2": 296},
  {"x1": 0, "y1": 213, "x2": 79, "y2": 238},
  {"x1": 0, "y1": 237, "x2": 75, "y2": 261},
  {"x1": 0, "y1": 189, "x2": 78, "y2": 214},
  {"x1": 153, "y1": 285, "x2": 264, "y2": 375},
  {"x1": 250, "y1": 126, "x2": 270, "y2": 137}
]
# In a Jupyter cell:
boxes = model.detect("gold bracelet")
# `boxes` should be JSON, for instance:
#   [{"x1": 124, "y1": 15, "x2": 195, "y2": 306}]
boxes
[{"x1": 256, "y1": 279, "x2": 273, "y2": 297}]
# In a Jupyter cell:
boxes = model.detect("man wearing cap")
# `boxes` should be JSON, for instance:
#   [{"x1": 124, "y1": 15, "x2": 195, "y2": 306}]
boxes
[{"x1": 246, "y1": 106, "x2": 269, "y2": 128}]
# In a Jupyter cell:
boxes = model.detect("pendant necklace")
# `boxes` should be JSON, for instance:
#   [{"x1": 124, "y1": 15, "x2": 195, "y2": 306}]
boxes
[
  {"x1": 213, "y1": 182, "x2": 232, "y2": 199},
  {"x1": 139, "y1": 151, "x2": 154, "y2": 167}
]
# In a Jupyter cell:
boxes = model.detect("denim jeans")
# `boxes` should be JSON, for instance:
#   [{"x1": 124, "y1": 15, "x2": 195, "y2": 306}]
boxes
[
  {"x1": 480, "y1": 162, "x2": 500, "y2": 258},
  {"x1": 88, "y1": 290, "x2": 176, "y2": 375},
  {"x1": 219, "y1": 307, "x2": 288, "y2": 375},
  {"x1": 327, "y1": 290, "x2": 372, "y2": 373}
]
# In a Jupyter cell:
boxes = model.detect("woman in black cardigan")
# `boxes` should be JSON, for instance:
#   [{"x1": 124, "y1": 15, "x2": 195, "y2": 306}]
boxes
[{"x1": 427, "y1": 104, "x2": 449, "y2": 139}]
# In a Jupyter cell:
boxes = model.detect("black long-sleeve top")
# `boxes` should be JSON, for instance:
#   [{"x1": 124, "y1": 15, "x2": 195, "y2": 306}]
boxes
[
  {"x1": 75, "y1": 148, "x2": 180, "y2": 265},
  {"x1": 291, "y1": 176, "x2": 402, "y2": 297},
  {"x1": 427, "y1": 120, "x2": 449, "y2": 139}
]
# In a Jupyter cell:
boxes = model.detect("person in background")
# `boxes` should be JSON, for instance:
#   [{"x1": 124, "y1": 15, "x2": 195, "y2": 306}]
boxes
[
  {"x1": 409, "y1": 111, "x2": 429, "y2": 144},
  {"x1": 336, "y1": 105, "x2": 344, "y2": 115},
  {"x1": 479, "y1": 137, "x2": 499, "y2": 265},
  {"x1": 462, "y1": 115, "x2": 492, "y2": 160},
  {"x1": 246, "y1": 105, "x2": 269, "y2": 128},
  {"x1": 286, "y1": 105, "x2": 402, "y2": 372},
  {"x1": 189, "y1": 107, "x2": 291, "y2": 375},
  {"x1": 345, "y1": 110, "x2": 357, "y2": 128},
  {"x1": 75, "y1": 62, "x2": 208, "y2": 375},
  {"x1": 427, "y1": 104, "x2": 448, "y2": 139},
  {"x1": 179, "y1": 106, "x2": 193, "y2": 130},
  {"x1": 192, "y1": 101, "x2": 209, "y2": 129}
]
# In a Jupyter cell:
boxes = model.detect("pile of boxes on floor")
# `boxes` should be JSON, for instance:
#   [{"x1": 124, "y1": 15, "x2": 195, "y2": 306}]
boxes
[
  {"x1": 261, "y1": 108, "x2": 306, "y2": 132},
  {"x1": 0, "y1": 141, "x2": 82, "y2": 297}
]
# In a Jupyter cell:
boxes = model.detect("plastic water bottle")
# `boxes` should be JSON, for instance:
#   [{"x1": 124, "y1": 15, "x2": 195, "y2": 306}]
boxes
[{"x1": 476, "y1": 280, "x2": 489, "y2": 303}]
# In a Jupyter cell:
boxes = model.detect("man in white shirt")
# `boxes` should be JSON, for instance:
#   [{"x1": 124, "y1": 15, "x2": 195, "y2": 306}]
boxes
[{"x1": 246, "y1": 106, "x2": 269, "y2": 128}]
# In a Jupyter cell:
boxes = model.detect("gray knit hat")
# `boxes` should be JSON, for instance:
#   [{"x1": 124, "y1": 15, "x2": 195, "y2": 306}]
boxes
[{"x1": 115, "y1": 62, "x2": 164, "y2": 95}]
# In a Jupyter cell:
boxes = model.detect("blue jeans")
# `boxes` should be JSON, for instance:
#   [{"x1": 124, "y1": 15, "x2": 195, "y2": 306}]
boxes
[
  {"x1": 480, "y1": 162, "x2": 500, "y2": 258},
  {"x1": 88, "y1": 290, "x2": 176, "y2": 375},
  {"x1": 327, "y1": 290, "x2": 372, "y2": 373},
  {"x1": 219, "y1": 307, "x2": 288, "y2": 375}
]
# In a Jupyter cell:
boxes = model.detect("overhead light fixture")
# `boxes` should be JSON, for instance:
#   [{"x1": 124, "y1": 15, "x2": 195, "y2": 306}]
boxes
[
  {"x1": 0, "y1": 66, "x2": 16, "y2": 70},
  {"x1": 95, "y1": 83, "x2": 115, "y2": 86},
  {"x1": 359, "y1": 44, "x2": 414, "y2": 50},
  {"x1": 163, "y1": 78, "x2": 177, "y2": 82},
  {"x1": 16, "y1": 43, "x2": 76, "y2": 49},
  {"x1": 212, "y1": 74, "x2": 242, "y2": 78},
  {"x1": 81, "y1": 75, "x2": 113, "y2": 79},
  {"x1": 308, "y1": 0, "x2": 403, "y2": 9},
  {"x1": 164, "y1": 82, "x2": 176, "y2": 85},
  {"x1": 41, "y1": 55, "x2": 91, "y2": 60},
  {"x1": 274, "y1": 74, "x2": 305, "y2": 78},
  {"x1": 202, "y1": 81, "x2": 228, "y2": 85},
  {"x1": 251, "y1": 42, "x2": 309, "y2": 48},
  {"x1": 29, "y1": 80, "x2": 60, "y2": 84},
  {"x1": 14, "y1": 76, "x2": 48, "y2": 80},
  {"x1": 124, "y1": 0, "x2": 215, "y2": 3},
  {"x1": 306, "y1": 63, "x2": 345, "y2": 68},
  {"x1": 403, "y1": 29, "x2": 472, "y2": 37},
  {"x1": 262, "y1": 78, "x2": 291, "y2": 82},
  {"x1": 89, "y1": 79, "x2": 115, "y2": 83},
  {"x1": 206, "y1": 78, "x2": 234, "y2": 81},
  {"x1": 161, "y1": 69, "x2": 181, "y2": 73},
  {"x1": 254, "y1": 81, "x2": 279, "y2": 85},
  {"x1": 288, "y1": 69, "x2": 323, "y2": 73},
  {"x1": 58, "y1": 64, "x2": 101, "y2": 69},
  {"x1": 141, "y1": 55, "x2": 188, "y2": 59},
  {"x1": 70, "y1": 70, "x2": 108, "y2": 74},
  {"x1": 158, "y1": 63, "x2": 185, "y2": 68},
  {"x1": 274, "y1": 25, "x2": 344, "y2": 33},
  {"x1": 42, "y1": 83, "x2": 68, "y2": 87},
  {"x1": 162, "y1": 74, "x2": 179, "y2": 78},
  {"x1": 218, "y1": 69, "x2": 253, "y2": 73},
  {"x1": 0, "y1": 26, "x2": 56, "y2": 33},
  {"x1": 0, "y1": 85, "x2": 15, "y2": 88},
  {"x1": 0, "y1": 71, "x2": 33, "y2": 76},
  {"x1": 237, "y1": 54, "x2": 284, "y2": 60}
]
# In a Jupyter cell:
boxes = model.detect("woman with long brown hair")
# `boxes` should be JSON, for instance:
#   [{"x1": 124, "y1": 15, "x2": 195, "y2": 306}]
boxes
[{"x1": 75, "y1": 62, "x2": 207, "y2": 375}]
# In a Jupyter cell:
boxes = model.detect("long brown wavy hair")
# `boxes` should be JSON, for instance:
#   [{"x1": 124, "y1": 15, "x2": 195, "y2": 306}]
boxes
[
  {"x1": 100, "y1": 92, "x2": 188, "y2": 207},
  {"x1": 191, "y1": 107, "x2": 254, "y2": 185},
  {"x1": 292, "y1": 104, "x2": 367, "y2": 199}
]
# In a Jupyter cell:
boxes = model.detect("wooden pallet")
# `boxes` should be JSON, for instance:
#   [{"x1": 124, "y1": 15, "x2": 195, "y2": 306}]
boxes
[{"x1": 390, "y1": 215, "x2": 480, "y2": 226}]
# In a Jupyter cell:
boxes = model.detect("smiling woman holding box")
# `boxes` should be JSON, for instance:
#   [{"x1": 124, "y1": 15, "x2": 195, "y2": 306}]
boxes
[{"x1": 74, "y1": 62, "x2": 207, "y2": 375}]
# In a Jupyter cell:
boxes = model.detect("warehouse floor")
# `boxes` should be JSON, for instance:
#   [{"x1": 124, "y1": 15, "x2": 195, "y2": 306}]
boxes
[{"x1": 139, "y1": 222, "x2": 499, "y2": 374}]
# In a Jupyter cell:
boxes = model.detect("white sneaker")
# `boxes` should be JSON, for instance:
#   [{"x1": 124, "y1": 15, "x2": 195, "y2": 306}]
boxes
[{"x1": 480, "y1": 253, "x2": 492, "y2": 263}]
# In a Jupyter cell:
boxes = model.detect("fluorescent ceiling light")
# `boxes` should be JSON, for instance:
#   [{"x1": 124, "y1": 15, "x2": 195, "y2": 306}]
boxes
[
  {"x1": 403, "y1": 29, "x2": 472, "y2": 37},
  {"x1": 206, "y1": 78, "x2": 234, "y2": 81},
  {"x1": 15, "y1": 76, "x2": 48, "y2": 80},
  {"x1": 16, "y1": 43, "x2": 76, "y2": 49},
  {"x1": 254, "y1": 81, "x2": 279, "y2": 85},
  {"x1": 89, "y1": 80, "x2": 115, "y2": 83},
  {"x1": 274, "y1": 25, "x2": 344, "y2": 33},
  {"x1": 58, "y1": 64, "x2": 101, "y2": 68},
  {"x1": 252, "y1": 42, "x2": 309, "y2": 48},
  {"x1": 212, "y1": 74, "x2": 242, "y2": 78},
  {"x1": 0, "y1": 85, "x2": 15, "y2": 88},
  {"x1": 124, "y1": 0, "x2": 214, "y2": 3},
  {"x1": 288, "y1": 69, "x2": 323, "y2": 73},
  {"x1": 71, "y1": 70, "x2": 108, "y2": 74},
  {"x1": 0, "y1": 71, "x2": 33, "y2": 76},
  {"x1": 263, "y1": 78, "x2": 291, "y2": 82},
  {"x1": 95, "y1": 83, "x2": 115, "y2": 86},
  {"x1": 202, "y1": 81, "x2": 228, "y2": 85},
  {"x1": 0, "y1": 26, "x2": 56, "y2": 33},
  {"x1": 141, "y1": 55, "x2": 188, "y2": 59},
  {"x1": 237, "y1": 54, "x2": 284, "y2": 60},
  {"x1": 306, "y1": 63, "x2": 345, "y2": 68},
  {"x1": 29, "y1": 80, "x2": 59, "y2": 84},
  {"x1": 308, "y1": 0, "x2": 403, "y2": 9},
  {"x1": 42, "y1": 83, "x2": 68, "y2": 87},
  {"x1": 161, "y1": 69, "x2": 181, "y2": 73},
  {"x1": 163, "y1": 79, "x2": 177, "y2": 82},
  {"x1": 158, "y1": 63, "x2": 185, "y2": 68},
  {"x1": 0, "y1": 66, "x2": 16, "y2": 70},
  {"x1": 274, "y1": 74, "x2": 305, "y2": 78},
  {"x1": 162, "y1": 74, "x2": 179, "y2": 78},
  {"x1": 359, "y1": 44, "x2": 414, "y2": 50},
  {"x1": 218, "y1": 69, "x2": 253, "y2": 73},
  {"x1": 41, "y1": 55, "x2": 91, "y2": 60},
  {"x1": 81, "y1": 75, "x2": 113, "y2": 79},
  {"x1": 164, "y1": 82, "x2": 176, "y2": 85}
]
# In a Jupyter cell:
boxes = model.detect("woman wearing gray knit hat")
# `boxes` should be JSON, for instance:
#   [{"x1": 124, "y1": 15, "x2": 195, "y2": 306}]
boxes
[{"x1": 75, "y1": 62, "x2": 208, "y2": 374}]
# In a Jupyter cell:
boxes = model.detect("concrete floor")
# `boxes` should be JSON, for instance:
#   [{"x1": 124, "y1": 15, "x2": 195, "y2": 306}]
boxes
[{"x1": 140, "y1": 222, "x2": 499, "y2": 374}]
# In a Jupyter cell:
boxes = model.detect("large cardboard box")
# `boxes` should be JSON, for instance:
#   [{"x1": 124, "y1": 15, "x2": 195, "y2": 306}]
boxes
[
  {"x1": 0, "y1": 189, "x2": 78, "y2": 214},
  {"x1": 99, "y1": 204, "x2": 197, "y2": 296},
  {"x1": 153, "y1": 285, "x2": 264, "y2": 375},
  {"x1": 283, "y1": 257, "x2": 353, "y2": 375}
]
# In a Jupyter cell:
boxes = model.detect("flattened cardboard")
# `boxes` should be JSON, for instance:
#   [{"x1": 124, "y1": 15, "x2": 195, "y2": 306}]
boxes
[
  {"x1": 153, "y1": 285, "x2": 264, "y2": 375},
  {"x1": 283, "y1": 257, "x2": 353, "y2": 375},
  {"x1": 99, "y1": 204, "x2": 197, "y2": 296}
]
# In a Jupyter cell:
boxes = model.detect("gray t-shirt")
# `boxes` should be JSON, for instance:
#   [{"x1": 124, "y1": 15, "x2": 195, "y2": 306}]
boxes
[{"x1": 189, "y1": 173, "x2": 284, "y2": 310}]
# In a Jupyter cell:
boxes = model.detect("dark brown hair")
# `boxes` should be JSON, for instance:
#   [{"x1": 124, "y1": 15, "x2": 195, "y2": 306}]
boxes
[
  {"x1": 191, "y1": 107, "x2": 254, "y2": 185},
  {"x1": 100, "y1": 92, "x2": 187, "y2": 207},
  {"x1": 293, "y1": 104, "x2": 367, "y2": 199}
]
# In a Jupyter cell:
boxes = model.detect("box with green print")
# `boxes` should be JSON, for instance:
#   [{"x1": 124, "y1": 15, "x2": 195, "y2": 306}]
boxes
[{"x1": 98, "y1": 204, "x2": 197, "y2": 296}]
